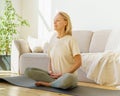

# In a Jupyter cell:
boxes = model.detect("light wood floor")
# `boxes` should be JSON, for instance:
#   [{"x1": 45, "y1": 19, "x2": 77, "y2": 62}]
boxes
[{"x1": 0, "y1": 71, "x2": 120, "y2": 96}]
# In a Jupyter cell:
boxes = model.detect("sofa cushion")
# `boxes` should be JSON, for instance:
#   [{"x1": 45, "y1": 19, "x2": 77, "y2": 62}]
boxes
[
  {"x1": 28, "y1": 36, "x2": 43, "y2": 53},
  {"x1": 13, "y1": 39, "x2": 31, "y2": 54},
  {"x1": 105, "y1": 29, "x2": 120, "y2": 52},
  {"x1": 72, "y1": 30, "x2": 93, "y2": 53},
  {"x1": 89, "y1": 30, "x2": 111, "y2": 53}
]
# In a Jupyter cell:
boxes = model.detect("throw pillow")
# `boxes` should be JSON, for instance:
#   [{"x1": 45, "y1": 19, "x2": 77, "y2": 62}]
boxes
[
  {"x1": 105, "y1": 29, "x2": 120, "y2": 52},
  {"x1": 27, "y1": 36, "x2": 43, "y2": 53}
]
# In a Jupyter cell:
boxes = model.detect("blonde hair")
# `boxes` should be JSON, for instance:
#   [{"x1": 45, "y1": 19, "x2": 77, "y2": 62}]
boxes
[{"x1": 58, "y1": 11, "x2": 72, "y2": 35}]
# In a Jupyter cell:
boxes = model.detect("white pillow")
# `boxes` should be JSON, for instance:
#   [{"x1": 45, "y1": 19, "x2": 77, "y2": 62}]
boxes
[
  {"x1": 89, "y1": 30, "x2": 111, "y2": 53},
  {"x1": 72, "y1": 30, "x2": 93, "y2": 53},
  {"x1": 105, "y1": 29, "x2": 120, "y2": 52},
  {"x1": 27, "y1": 36, "x2": 43, "y2": 53}
]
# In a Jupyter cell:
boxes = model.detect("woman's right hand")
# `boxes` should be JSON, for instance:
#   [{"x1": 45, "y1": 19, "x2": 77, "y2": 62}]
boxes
[
  {"x1": 48, "y1": 69, "x2": 62, "y2": 79},
  {"x1": 50, "y1": 73, "x2": 62, "y2": 79},
  {"x1": 48, "y1": 70, "x2": 53, "y2": 75}
]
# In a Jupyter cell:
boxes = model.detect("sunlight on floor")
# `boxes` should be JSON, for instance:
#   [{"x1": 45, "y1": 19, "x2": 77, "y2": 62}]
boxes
[
  {"x1": 116, "y1": 86, "x2": 120, "y2": 89},
  {"x1": 78, "y1": 81, "x2": 120, "y2": 90},
  {"x1": 0, "y1": 71, "x2": 19, "y2": 78}
]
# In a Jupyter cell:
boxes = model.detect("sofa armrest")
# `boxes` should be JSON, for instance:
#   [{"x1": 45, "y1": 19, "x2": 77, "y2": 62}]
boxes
[
  {"x1": 11, "y1": 39, "x2": 31, "y2": 73},
  {"x1": 19, "y1": 53, "x2": 50, "y2": 74}
]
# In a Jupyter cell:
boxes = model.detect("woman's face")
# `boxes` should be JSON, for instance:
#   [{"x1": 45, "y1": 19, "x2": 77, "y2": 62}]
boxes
[{"x1": 54, "y1": 14, "x2": 67, "y2": 32}]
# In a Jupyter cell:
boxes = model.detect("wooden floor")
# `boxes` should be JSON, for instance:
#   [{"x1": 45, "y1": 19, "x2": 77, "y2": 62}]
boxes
[{"x1": 0, "y1": 71, "x2": 120, "y2": 96}]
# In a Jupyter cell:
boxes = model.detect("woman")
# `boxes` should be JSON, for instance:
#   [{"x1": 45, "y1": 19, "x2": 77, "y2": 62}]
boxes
[{"x1": 25, "y1": 11, "x2": 82, "y2": 89}]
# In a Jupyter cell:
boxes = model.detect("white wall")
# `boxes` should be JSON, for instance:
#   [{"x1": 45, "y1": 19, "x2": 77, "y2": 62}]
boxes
[
  {"x1": 0, "y1": 0, "x2": 5, "y2": 16},
  {"x1": 38, "y1": 0, "x2": 52, "y2": 45},
  {"x1": 52, "y1": 0, "x2": 120, "y2": 31},
  {"x1": 11, "y1": 0, "x2": 22, "y2": 36},
  {"x1": 12, "y1": 0, "x2": 21, "y2": 14},
  {"x1": 11, "y1": 0, "x2": 120, "y2": 39},
  {"x1": 20, "y1": 0, "x2": 39, "y2": 39}
]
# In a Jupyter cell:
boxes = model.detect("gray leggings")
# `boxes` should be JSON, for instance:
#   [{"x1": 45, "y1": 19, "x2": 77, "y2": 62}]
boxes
[{"x1": 24, "y1": 68, "x2": 78, "y2": 89}]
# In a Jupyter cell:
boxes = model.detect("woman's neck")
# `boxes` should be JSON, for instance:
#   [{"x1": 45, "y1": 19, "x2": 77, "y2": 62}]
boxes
[{"x1": 57, "y1": 31, "x2": 66, "y2": 38}]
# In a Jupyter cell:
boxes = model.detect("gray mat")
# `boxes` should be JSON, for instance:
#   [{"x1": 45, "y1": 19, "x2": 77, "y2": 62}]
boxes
[{"x1": 0, "y1": 75, "x2": 120, "y2": 96}]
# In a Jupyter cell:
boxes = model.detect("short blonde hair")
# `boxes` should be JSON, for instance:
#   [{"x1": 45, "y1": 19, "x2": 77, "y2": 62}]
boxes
[{"x1": 58, "y1": 11, "x2": 72, "y2": 35}]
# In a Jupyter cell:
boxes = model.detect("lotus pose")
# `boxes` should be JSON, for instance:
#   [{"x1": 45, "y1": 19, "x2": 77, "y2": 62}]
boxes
[{"x1": 25, "y1": 11, "x2": 82, "y2": 89}]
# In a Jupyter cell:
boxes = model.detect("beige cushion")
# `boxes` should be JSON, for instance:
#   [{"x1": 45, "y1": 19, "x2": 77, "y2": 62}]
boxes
[
  {"x1": 105, "y1": 29, "x2": 120, "y2": 52},
  {"x1": 14, "y1": 39, "x2": 31, "y2": 55},
  {"x1": 72, "y1": 30, "x2": 93, "y2": 53},
  {"x1": 27, "y1": 36, "x2": 43, "y2": 53},
  {"x1": 89, "y1": 30, "x2": 111, "y2": 53}
]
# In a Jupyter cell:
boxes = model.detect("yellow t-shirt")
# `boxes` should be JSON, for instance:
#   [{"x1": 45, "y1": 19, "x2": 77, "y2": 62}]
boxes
[{"x1": 49, "y1": 35, "x2": 80, "y2": 76}]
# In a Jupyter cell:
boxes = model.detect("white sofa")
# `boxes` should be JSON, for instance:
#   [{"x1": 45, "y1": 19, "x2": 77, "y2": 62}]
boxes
[{"x1": 11, "y1": 29, "x2": 111, "y2": 83}]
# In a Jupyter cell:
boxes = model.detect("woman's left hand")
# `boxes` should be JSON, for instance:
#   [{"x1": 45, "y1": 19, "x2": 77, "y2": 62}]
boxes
[{"x1": 50, "y1": 73, "x2": 62, "y2": 79}]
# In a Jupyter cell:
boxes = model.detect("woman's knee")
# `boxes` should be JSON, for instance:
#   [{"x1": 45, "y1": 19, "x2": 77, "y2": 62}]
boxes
[
  {"x1": 24, "y1": 67, "x2": 48, "y2": 76},
  {"x1": 24, "y1": 67, "x2": 32, "y2": 76},
  {"x1": 60, "y1": 73, "x2": 77, "y2": 88},
  {"x1": 24, "y1": 68, "x2": 54, "y2": 82}
]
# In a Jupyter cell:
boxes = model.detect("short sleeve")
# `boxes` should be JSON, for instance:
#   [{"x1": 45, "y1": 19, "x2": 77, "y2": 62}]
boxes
[{"x1": 70, "y1": 37, "x2": 80, "y2": 57}]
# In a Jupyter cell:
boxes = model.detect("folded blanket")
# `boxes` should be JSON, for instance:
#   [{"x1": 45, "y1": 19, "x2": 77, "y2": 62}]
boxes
[{"x1": 81, "y1": 52, "x2": 120, "y2": 86}]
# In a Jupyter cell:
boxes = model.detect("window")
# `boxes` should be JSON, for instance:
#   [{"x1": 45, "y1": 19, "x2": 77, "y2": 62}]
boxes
[{"x1": 38, "y1": 0, "x2": 52, "y2": 46}]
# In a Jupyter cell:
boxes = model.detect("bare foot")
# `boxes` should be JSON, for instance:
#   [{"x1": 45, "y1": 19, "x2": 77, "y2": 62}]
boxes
[{"x1": 35, "y1": 81, "x2": 51, "y2": 87}]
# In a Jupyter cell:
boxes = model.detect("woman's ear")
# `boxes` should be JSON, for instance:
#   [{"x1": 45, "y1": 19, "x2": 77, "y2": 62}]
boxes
[{"x1": 64, "y1": 21, "x2": 67, "y2": 26}]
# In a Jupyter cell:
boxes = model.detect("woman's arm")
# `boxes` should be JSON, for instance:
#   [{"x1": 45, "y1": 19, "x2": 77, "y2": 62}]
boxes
[
  {"x1": 48, "y1": 59, "x2": 53, "y2": 74},
  {"x1": 67, "y1": 54, "x2": 82, "y2": 73}
]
